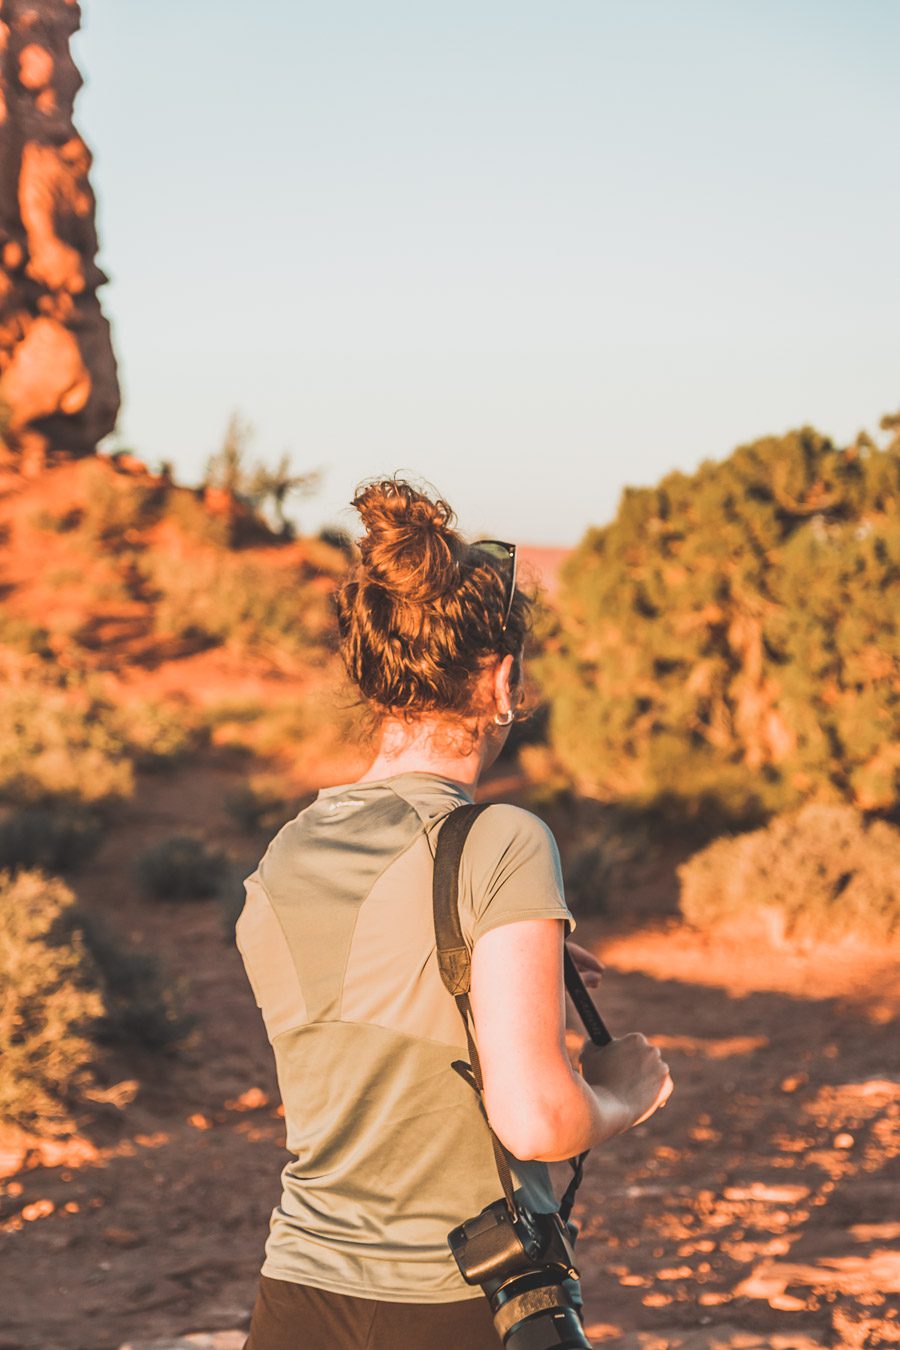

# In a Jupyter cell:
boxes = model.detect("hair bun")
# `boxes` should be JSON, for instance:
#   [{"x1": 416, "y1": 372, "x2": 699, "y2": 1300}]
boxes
[{"x1": 353, "y1": 478, "x2": 460, "y2": 604}]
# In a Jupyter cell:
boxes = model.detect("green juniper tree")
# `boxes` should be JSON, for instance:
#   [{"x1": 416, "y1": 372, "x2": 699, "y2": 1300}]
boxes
[{"x1": 540, "y1": 420, "x2": 900, "y2": 822}]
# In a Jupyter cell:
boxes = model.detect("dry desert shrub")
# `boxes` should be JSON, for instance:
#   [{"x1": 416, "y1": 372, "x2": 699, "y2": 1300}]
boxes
[
  {"x1": 0, "y1": 656, "x2": 210, "y2": 808},
  {"x1": 76, "y1": 910, "x2": 195, "y2": 1051},
  {"x1": 120, "y1": 697, "x2": 209, "y2": 770},
  {"x1": 28, "y1": 504, "x2": 83, "y2": 533},
  {"x1": 224, "y1": 783, "x2": 286, "y2": 833},
  {"x1": 0, "y1": 868, "x2": 105, "y2": 1134},
  {"x1": 0, "y1": 804, "x2": 103, "y2": 874},
  {"x1": 147, "y1": 547, "x2": 339, "y2": 666},
  {"x1": 0, "y1": 868, "x2": 193, "y2": 1134},
  {"x1": 0, "y1": 611, "x2": 54, "y2": 658},
  {"x1": 0, "y1": 675, "x2": 135, "y2": 806},
  {"x1": 135, "y1": 833, "x2": 231, "y2": 901},
  {"x1": 678, "y1": 803, "x2": 900, "y2": 944},
  {"x1": 163, "y1": 486, "x2": 234, "y2": 549},
  {"x1": 71, "y1": 459, "x2": 166, "y2": 549},
  {"x1": 206, "y1": 687, "x2": 365, "y2": 760}
]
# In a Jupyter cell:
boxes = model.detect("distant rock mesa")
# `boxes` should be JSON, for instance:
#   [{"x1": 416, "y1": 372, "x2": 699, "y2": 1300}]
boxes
[{"x1": 0, "y1": 0, "x2": 119, "y2": 473}]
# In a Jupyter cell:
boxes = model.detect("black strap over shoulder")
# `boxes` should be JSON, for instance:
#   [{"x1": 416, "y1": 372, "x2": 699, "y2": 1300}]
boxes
[
  {"x1": 433, "y1": 803, "x2": 519, "y2": 1214},
  {"x1": 432, "y1": 801, "x2": 611, "y2": 1226},
  {"x1": 433, "y1": 802, "x2": 491, "y2": 997}
]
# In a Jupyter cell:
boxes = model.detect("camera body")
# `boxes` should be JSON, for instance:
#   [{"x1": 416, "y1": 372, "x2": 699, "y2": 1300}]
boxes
[
  {"x1": 449, "y1": 1196, "x2": 578, "y2": 1285},
  {"x1": 449, "y1": 1198, "x2": 591, "y2": 1348}
]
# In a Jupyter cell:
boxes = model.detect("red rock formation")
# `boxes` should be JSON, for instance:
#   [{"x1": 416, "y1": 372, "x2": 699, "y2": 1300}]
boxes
[{"x1": 0, "y1": 0, "x2": 119, "y2": 473}]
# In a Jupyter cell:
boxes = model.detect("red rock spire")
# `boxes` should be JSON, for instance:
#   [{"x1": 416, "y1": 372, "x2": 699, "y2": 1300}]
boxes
[{"x1": 0, "y1": 0, "x2": 120, "y2": 473}]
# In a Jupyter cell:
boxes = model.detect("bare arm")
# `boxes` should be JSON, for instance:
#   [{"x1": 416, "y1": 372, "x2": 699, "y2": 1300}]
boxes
[{"x1": 469, "y1": 918, "x2": 671, "y2": 1163}]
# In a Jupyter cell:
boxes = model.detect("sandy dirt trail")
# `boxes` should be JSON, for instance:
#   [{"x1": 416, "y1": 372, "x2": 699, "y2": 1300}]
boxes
[{"x1": 1, "y1": 753, "x2": 898, "y2": 1350}]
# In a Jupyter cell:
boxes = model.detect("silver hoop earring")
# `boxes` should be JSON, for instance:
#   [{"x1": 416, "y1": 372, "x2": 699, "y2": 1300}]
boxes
[{"x1": 493, "y1": 708, "x2": 515, "y2": 727}]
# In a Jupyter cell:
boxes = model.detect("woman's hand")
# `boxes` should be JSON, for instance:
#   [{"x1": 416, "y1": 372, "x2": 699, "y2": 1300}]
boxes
[{"x1": 579, "y1": 1033, "x2": 673, "y2": 1132}]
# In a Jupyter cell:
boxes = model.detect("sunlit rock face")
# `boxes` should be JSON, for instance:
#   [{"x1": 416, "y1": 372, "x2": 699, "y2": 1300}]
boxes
[{"x1": 0, "y1": 0, "x2": 119, "y2": 472}]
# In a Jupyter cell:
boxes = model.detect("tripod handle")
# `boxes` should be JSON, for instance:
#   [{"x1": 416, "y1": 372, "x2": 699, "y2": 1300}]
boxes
[{"x1": 563, "y1": 945, "x2": 613, "y2": 1047}]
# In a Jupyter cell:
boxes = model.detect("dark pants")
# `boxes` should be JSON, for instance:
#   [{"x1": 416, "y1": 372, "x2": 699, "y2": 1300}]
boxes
[{"x1": 243, "y1": 1273, "x2": 501, "y2": 1349}]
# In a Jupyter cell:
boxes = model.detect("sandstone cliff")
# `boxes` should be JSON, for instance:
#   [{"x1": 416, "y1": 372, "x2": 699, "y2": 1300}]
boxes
[{"x1": 0, "y1": 0, "x2": 119, "y2": 473}]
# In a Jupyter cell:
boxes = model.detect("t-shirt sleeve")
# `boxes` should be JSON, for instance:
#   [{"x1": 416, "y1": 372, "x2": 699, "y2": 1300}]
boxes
[{"x1": 457, "y1": 803, "x2": 576, "y2": 948}]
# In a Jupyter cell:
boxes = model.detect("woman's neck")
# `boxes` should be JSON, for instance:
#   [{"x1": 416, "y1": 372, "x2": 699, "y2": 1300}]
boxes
[{"x1": 356, "y1": 715, "x2": 498, "y2": 793}]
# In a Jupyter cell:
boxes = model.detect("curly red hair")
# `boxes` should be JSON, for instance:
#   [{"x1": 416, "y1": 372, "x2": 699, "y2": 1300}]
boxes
[{"x1": 335, "y1": 477, "x2": 531, "y2": 720}]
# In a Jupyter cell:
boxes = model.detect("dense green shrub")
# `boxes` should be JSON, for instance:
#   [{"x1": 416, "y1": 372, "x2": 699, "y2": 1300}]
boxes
[
  {"x1": 541, "y1": 424, "x2": 900, "y2": 821},
  {"x1": 678, "y1": 804, "x2": 900, "y2": 943},
  {"x1": 135, "y1": 834, "x2": 230, "y2": 901},
  {"x1": 0, "y1": 805, "x2": 103, "y2": 874}
]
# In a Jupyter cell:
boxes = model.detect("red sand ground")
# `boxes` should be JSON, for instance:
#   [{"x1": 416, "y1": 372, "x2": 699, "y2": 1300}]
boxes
[{"x1": 1, "y1": 752, "x2": 898, "y2": 1350}]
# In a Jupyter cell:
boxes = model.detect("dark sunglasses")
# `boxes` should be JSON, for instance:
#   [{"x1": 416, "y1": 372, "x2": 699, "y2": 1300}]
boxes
[{"x1": 472, "y1": 539, "x2": 518, "y2": 633}]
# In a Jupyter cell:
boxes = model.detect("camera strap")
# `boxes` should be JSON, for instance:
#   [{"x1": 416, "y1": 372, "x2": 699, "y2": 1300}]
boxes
[
  {"x1": 432, "y1": 803, "x2": 519, "y2": 1216},
  {"x1": 432, "y1": 802, "x2": 610, "y2": 1226}
]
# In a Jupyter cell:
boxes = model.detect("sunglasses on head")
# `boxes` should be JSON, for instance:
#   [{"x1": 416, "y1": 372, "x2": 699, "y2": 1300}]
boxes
[{"x1": 472, "y1": 539, "x2": 517, "y2": 633}]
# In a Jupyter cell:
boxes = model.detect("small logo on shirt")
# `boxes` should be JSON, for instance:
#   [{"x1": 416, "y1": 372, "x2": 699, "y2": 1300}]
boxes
[{"x1": 324, "y1": 798, "x2": 365, "y2": 812}]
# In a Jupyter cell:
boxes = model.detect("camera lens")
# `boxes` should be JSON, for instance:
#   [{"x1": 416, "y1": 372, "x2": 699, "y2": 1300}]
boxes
[
  {"x1": 486, "y1": 1271, "x2": 593, "y2": 1349},
  {"x1": 505, "y1": 1306, "x2": 591, "y2": 1349}
]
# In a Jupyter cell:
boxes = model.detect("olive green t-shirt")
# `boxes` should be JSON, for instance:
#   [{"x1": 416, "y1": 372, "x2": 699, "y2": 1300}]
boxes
[{"x1": 235, "y1": 771, "x2": 576, "y2": 1303}]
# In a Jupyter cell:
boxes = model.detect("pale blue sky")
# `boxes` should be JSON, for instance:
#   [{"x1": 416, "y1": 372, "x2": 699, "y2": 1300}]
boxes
[{"x1": 73, "y1": 1, "x2": 899, "y2": 544}]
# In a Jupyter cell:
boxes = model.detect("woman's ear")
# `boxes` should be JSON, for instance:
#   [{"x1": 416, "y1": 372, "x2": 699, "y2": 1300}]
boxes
[{"x1": 493, "y1": 652, "x2": 516, "y2": 718}]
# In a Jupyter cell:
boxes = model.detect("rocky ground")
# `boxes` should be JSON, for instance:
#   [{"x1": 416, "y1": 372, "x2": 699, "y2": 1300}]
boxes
[{"x1": 1, "y1": 753, "x2": 898, "y2": 1350}]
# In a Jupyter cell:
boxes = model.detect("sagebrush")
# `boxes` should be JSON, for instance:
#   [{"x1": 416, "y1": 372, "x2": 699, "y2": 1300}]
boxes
[
  {"x1": 145, "y1": 547, "x2": 340, "y2": 666},
  {"x1": 0, "y1": 665, "x2": 211, "y2": 808},
  {"x1": 677, "y1": 803, "x2": 900, "y2": 943},
  {"x1": 0, "y1": 868, "x2": 192, "y2": 1134},
  {"x1": 0, "y1": 804, "x2": 103, "y2": 874},
  {"x1": 0, "y1": 671, "x2": 135, "y2": 806},
  {"x1": 135, "y1": 834, "x2": 231, "y2": 901},
  {"x1": 0, "y1": 869, "x2": 104, "y2": 1133}
]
